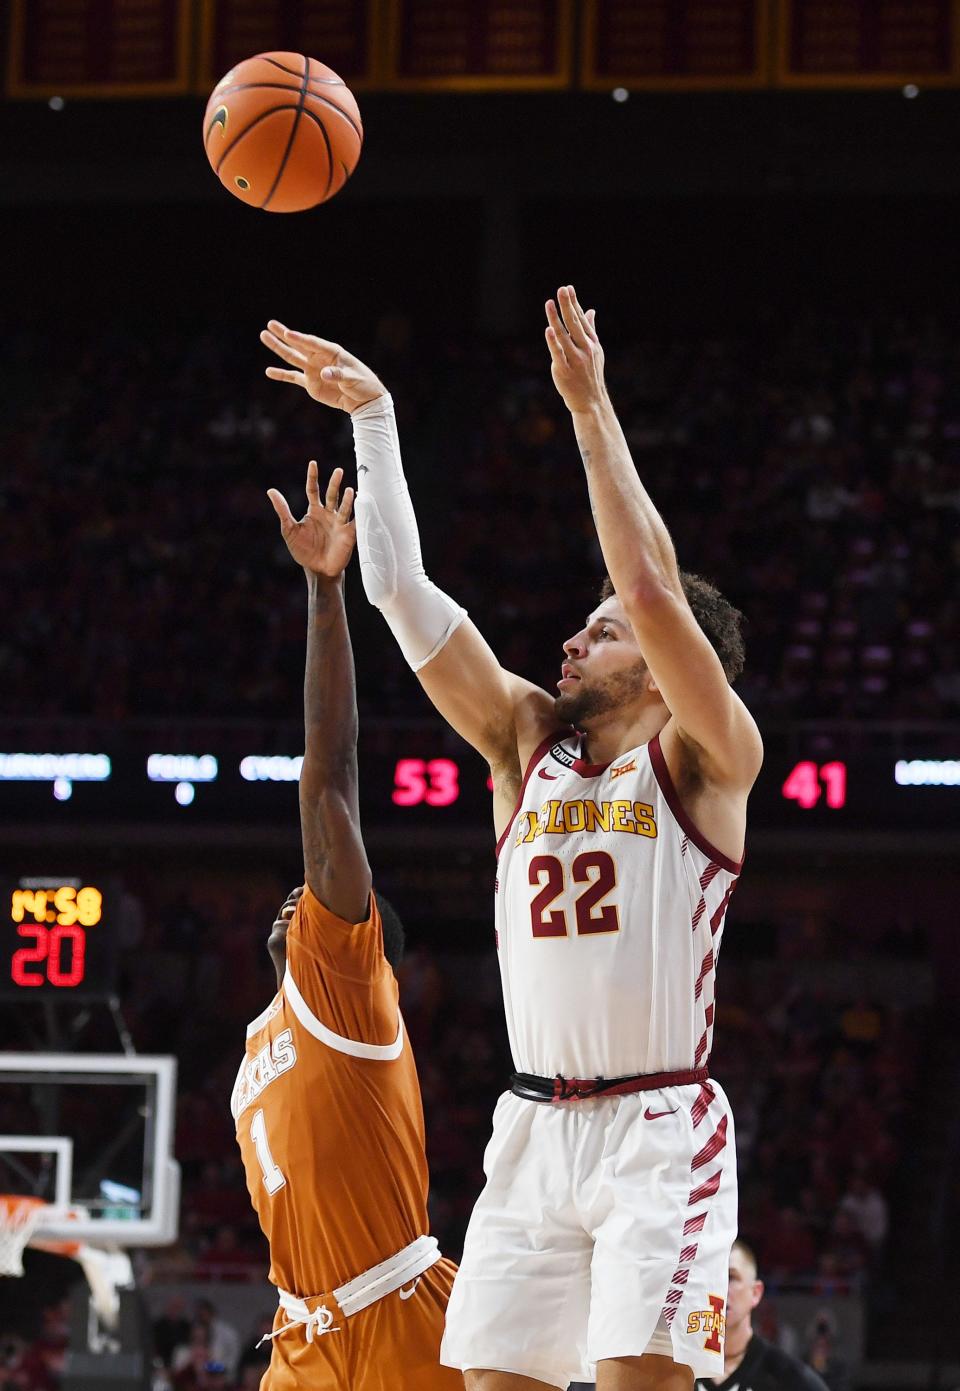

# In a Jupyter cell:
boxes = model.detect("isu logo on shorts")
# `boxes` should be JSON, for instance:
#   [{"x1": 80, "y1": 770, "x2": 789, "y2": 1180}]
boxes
[{"x1": 687, "y1": 1294, "x2": 725, "y2": 1352}]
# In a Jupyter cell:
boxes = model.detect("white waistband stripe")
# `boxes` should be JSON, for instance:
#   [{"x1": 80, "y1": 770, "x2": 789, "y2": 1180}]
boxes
[
  {"x1": 335, "y1": 1234, "x2": 440, "y2": 1316},
  {"x1": 270, "y1": 1234, "x2": 442, "y2": 1343},
  {"x1": 282, "y1": 966, "x2": 404, "y2": 1061}
]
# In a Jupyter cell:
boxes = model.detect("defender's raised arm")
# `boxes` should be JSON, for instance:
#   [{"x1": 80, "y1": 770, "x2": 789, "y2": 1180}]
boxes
[
  {"x1": 545, "y1": 286, "x2": 762, "y2": 794},
  {"x1": 267, "y1": 460, "x2": 370, "y2": 922}
]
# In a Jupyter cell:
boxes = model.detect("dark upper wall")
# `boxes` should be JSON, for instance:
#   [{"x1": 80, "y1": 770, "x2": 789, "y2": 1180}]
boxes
[
  {"x1": 3, "y1": 88, "x2": 960, "y2": 207},
  {"x1": 2, "y1": 90, "x2": 959, "y2": 335}
]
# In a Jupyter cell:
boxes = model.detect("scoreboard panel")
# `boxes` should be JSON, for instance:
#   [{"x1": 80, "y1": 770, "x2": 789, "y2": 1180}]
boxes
[
  {"x1": 581, "y1": 0, "x2": 770, "y2": 90},
  {"x1": 197, "y1": 0, "x2": 378, "y2": 89},
  {"x1": 0, "y1": 876, "x2": 116, "y2": 999},
  {"x1": 0, "y1": 735, "x2": 956, "y2": 834},
  {"x1": 6, "y1": 0, "x2": 191, "y2": 98},
  {"x1": 778, "y1": 0, "x2": 958, "y2": 87},
  {"x1": 384, "y1": 0, "x2": 574, "y2": 90}
]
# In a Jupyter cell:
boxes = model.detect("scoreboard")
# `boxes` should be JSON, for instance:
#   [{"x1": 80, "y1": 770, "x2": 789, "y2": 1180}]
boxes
[
  {"x1": 0, "y1": 735, "x2": 956, "y2": 834},
  {"x1": 1, "y1": 876, "x2": 116, "y2": 999}
]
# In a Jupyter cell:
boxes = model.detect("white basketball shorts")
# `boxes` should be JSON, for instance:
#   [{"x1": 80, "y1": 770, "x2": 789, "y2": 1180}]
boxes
[{"x1": 440, "y1": 1079, "x2": 736, "y2": 1388}]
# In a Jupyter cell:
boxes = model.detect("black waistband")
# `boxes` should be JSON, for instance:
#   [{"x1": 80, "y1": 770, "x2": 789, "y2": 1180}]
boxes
[{"x1": 510, "y1": 1066, "x2": 709, "y2": 1103}]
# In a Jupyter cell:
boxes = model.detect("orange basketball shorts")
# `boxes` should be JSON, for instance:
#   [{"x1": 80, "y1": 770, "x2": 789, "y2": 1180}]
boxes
[{"x1": 260, "y1": 1257, "x2": 461, "y2": 1391}]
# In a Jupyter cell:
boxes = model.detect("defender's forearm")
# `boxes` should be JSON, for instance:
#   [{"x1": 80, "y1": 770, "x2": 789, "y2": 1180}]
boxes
[
  {"x1": 303, "y1": 572, "x2": 359, "y2": 780},
  {"x1": 299, "y1": 568, "x2": 371, "y2": 921},
  {"x1": 571, "y1": 400, "x2": 680, "y2": 598}
]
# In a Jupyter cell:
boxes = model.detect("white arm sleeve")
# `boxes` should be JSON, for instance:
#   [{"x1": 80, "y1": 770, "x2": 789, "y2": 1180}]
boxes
[{"x1": 351, "y1": 393, "x2": 466, "y2": 672}]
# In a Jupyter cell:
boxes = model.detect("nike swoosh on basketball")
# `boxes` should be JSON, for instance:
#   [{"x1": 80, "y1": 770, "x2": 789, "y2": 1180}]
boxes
[
  {"x1": 644, "y1": 1106, "x2": 679, "y2": 1120},
  {"x1": 538, "y1": 769, "x2": 558, "y2": 780},
  {"x1": 398, "y1": 1277, "x2": 421, "y2": 1301}
]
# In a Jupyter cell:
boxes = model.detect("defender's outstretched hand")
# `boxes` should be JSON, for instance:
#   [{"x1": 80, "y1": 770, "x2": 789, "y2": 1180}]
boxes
[
  {"x1": 268, "y1": 462, "x2": 356, "y2": 578},
  {"x1": 261, "y1": 321, "x2": 386, "y2": 413},
  {"x1": 544, "y1": 285, "x2": 606, "y2": 415}
]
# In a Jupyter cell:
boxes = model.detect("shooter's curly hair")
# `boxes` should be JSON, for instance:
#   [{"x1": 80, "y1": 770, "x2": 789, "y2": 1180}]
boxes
[{"x1": 600, "y1": 572, "x2": 746, "y2": 684}]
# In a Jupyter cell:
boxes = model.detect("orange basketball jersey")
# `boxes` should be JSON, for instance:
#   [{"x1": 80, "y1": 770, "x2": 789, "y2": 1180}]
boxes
[{"x1": 232, "y1": 887, "x2": 432, "y2": 1298}]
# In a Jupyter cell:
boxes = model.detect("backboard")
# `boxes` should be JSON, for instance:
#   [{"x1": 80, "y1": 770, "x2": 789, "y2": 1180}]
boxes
[{"x1": 0, "y1": 1052, "x2": 179, "y2": 1246}]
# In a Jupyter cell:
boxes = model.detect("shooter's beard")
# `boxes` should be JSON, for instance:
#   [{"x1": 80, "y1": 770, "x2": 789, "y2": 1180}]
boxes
[{"x1": 554, "y1": 660, "x2": 649, "y2": 728}]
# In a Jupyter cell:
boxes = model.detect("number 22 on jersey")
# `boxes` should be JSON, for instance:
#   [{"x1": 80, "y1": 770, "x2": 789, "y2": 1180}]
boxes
[
  {"x1": 250, "y1": 1108, "x2": 286, "y2": 1195},
  {"x1": 529, "y1": 851, "x2": 620, "y2": 938}
]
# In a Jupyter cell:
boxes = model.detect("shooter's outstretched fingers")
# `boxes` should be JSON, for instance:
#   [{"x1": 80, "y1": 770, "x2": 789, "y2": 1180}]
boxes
[
  {"x1": 323, "y1": 465, "x2": 343, "y2": 510},
  {"x1": 274, "y1": 324, "x2": 342, "y2": 357},
  {"x1": 337, "y1": 486, "x2": 355, "y2": 523},
  {"x1": 265, "y1": 366, "x2": 306, "y2": 388},
  {"x1": 559, "y1": 285, "x2": 592, "y2": 350},
  {"x1": 260, "y1": 329, "x2": 307, "y2": 369}
]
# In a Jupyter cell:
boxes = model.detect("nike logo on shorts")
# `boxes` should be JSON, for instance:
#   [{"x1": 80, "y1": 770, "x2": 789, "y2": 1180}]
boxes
[
  {"x1": 398, "y1": 1277, "x2": 421, "y2": 1301},
  {"x1": 644, "y1": 1106, "x2": 679, "y2": 1120}
]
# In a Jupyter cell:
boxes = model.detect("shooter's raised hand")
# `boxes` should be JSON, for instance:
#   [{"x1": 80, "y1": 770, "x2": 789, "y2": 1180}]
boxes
[
  {"x1": 261, "y1": 321, "x2": 386, "y2": 413},
  {"x1": 544, "y1": 285, "x2": 607, "y2": 415},
  {"x1": 268, "y1": 462, "x2": 356, "y2": 578}
]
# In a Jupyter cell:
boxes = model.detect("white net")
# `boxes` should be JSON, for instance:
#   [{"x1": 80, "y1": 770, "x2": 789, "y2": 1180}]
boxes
[{"x1": 0, "y1": 1197, "x2": 47, "y2": 1277}]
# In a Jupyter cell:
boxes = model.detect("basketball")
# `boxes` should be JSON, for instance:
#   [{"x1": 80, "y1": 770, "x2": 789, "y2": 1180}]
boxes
[{"x1": 202, "y1": 51, "x2": 363, "y2": 213}]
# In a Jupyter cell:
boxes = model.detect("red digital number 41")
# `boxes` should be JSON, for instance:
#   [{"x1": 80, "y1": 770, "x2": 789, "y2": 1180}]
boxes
[{"x1": 781, "y1": 760, "x2": 847, "y2": 810}]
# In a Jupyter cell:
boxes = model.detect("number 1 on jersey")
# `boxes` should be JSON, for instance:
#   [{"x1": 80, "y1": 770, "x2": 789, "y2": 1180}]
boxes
[{"x1": 250, "y1": 1108, "x2": 286, "y2": 1195}]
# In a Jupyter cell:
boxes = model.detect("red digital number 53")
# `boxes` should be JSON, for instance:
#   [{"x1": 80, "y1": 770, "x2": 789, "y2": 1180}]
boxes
[{"x1": 392, "y1": 758, "x2": 460, "y2": 808}]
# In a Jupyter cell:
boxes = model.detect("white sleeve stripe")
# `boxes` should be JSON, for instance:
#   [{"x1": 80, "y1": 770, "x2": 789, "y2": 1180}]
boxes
[{"x1": 282, "y1": 966, "x2": 404, "y2": 1061}]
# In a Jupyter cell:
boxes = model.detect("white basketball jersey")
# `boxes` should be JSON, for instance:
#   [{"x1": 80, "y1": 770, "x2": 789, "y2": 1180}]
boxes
[{"x1": 495, "y1": 732, "x2": 742, "y2": 1078}]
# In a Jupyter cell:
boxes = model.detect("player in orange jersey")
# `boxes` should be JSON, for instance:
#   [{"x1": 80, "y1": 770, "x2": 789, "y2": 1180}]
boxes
[{"x1": 231, "y1": 460, "x2": 460, "y2": 1390}]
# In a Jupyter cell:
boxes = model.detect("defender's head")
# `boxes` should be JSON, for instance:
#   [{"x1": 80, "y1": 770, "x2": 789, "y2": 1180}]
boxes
[
  {"x1": 266, "y1": 885, "x2": 406, "y2": 988},
  {"x1": 555, "y1": 573, "x2": 745, "y2": 729}
]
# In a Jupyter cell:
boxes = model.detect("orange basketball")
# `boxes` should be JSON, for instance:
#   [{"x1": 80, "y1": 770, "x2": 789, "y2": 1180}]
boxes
[{"x1": 202, "y1": 52, "x2": 363, "y2": 213}]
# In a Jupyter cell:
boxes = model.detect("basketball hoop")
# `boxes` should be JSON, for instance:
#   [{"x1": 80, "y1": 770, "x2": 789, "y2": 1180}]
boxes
[
  {"x1": 0, "y1": 1195, "x2": 48, "y2": 1276},
  {"x1": 0, "y1": 1194, "x2": 81, "y2": 1276}
]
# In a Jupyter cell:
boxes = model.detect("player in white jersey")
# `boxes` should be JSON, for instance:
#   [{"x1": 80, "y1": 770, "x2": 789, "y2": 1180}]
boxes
[{"x1": 261, "y1": 286, "x2": 763, "y2": 1391}]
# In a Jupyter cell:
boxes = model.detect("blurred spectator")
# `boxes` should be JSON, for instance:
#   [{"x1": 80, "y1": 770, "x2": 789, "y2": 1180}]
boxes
[
  {"x1": 0, "y1": 1333, "x2": 31, "y2": 1391},
  {"x1": 17, "y1": 1302, "x2": 70, "y2": 1391},
  {"x1": 2, "y1": 314, "x2": 958, "y2": 724},
  {"x1": 838, "y1": 1175, "x2": 888, "y2": 1251},
  {"x1": 804, "y1": 1311, "x2": 851, "y2": 1391},
  {"x1": 153, "y1": 1294, "x2": 191, "y2": 1367},
  {"x1": 196, "y1": 1228, "x2": 256, "y2": 1283},
  {"x1": 172, "y1": 1325, "x2": 212, "y2": 1383},
  {"x1": 193, "y1": 1299, "x2": 240, "y2": 1378},
  {"x1": 235, "y1": 1312, "x2": 274, "y2": 1386},
  {"x1": 839, "y1": 998, "x2": 883, "y2": 1051}
]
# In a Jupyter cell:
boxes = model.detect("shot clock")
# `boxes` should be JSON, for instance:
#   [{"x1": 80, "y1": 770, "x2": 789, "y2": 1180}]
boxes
[{"x1": 1, "y1": 877, "x2": 117, "y2": 998}]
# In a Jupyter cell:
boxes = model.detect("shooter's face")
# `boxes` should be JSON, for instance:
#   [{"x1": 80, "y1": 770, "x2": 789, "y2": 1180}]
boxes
[
  {"x1": 267, "y1": 886, "x2": 304, "y2": 975},
  {"x1": 555, "y1": 595, "x2": 651, "y2": 727}
]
